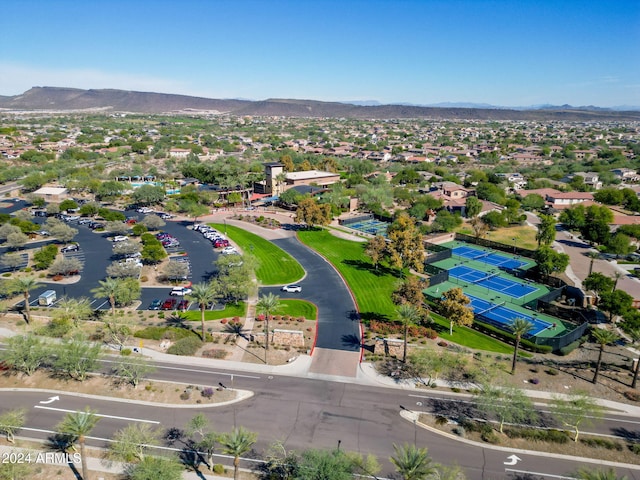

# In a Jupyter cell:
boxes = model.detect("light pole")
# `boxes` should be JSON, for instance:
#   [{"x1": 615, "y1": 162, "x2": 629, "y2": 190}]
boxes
[{"x1": 224, "y1": 218, "x2": 227, "y2": 235}]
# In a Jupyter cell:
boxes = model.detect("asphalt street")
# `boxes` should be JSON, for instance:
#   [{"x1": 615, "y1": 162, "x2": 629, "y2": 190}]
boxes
[
  {"x1": 262, "y1": 237, "x2": 360, "y2": 352},
  {"x1": 3, "y1": 359, "x2": 640, "y2": 479}
]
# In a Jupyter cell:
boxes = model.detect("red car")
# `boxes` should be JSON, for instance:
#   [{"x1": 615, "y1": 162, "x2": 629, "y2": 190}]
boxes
[
  {"x1": 177, "y1": 299, "x2": 190, "y2": 311},
  {"x1": 161, "y1": 298, "x2": 177, "y2": 310},
  {"x1": 213, "y1": 239, "x2": 230, "y2": 248}
]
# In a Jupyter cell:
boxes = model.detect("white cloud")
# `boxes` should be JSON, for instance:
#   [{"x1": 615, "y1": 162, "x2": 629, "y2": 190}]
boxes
[{"x1": 0, "y1": 63, "x2": 193, "y2": 96}]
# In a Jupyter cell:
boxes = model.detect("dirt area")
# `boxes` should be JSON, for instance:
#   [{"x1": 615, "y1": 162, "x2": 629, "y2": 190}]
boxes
[
  {"x1": 370, "y1": 335, "x2": 640, "y2": 407},
  {"x1": 417, "y1": 412, "x2": 640, "y2": 465},
  {"x1": 0, "y1": 368, "x2": 240, "y2": 406}
]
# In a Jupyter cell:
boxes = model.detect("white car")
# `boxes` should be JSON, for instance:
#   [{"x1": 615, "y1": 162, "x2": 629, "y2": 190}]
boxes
[
  {"x1": 221, "y1": 246, "x2": 238, "y2": 255},
  {"x1": 112, "y1": 235, "x2": 129, "y2": 242},
  {"x1": 281, "y1": 285, "x2": 302, "y2": 293},
  {"x1": 170, "y1": 286, "x2": 193, "y2": 296}
]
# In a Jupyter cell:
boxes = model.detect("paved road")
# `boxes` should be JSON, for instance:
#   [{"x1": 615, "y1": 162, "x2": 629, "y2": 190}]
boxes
[{"x1": 3, "y1": 359, "x2": 639, "y2": 480}]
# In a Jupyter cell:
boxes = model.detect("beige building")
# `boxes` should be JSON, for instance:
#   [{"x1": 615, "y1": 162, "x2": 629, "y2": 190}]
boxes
[{"x1": 31, "y1": 186, "x2": 68, "y2": 202}]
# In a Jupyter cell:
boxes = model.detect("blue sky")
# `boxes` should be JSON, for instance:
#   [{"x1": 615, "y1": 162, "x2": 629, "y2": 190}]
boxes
[{"x1": 1, "y1": 0, "x2": 639, "y2": 107}]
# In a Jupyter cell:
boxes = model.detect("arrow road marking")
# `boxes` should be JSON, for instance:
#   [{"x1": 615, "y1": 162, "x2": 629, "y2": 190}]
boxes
[
  {"x1": 39, "y1": 396, "x2": 60, "y2": 404},
  {"x1": 34, "y1": 406, "x2": 160, "y2": 424},
  {"x1": 504, "y1": 454, "x2": 521, "y2": 466}
]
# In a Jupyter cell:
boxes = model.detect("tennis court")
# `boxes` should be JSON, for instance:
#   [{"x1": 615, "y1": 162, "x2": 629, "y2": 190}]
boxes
[
  {"x1": 452, "y1": 245, "x2": 528, "y2": 270},
  {"x1": 346, "y1": 219, "x2": 389, "y2": 237},
  {"x1": 449, "y1": 265, "x2": 538, "y2": 299},
  {"x1": 466, "y1": 294, "x2": 553, "y2": 337}
]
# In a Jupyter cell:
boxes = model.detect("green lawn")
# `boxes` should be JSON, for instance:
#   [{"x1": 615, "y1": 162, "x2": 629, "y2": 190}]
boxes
[
  {"x1": 297, "y1": 229, "x2": 399, "y2": 320},
  {"x1": 181, "y1": 302, "x2": 247, "y2": 321},
  {"x1": 278, "y1": 299, "x2": 317, "y2": 320},
  {"x1": 210, "y1": 223, "x2": 304, "y2": 285},
  {"x1": 298, "y1": 228, "x2": 517, "y2": 353}
]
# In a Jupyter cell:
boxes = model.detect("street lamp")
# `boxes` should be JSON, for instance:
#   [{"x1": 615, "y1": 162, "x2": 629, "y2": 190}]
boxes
[{"x1": 224, "y1": 218, "x2": 227, "y2": 235}]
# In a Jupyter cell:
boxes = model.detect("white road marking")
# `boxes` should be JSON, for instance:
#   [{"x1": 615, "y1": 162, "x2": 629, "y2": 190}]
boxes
[
  {"x1": 99, "y1": 359, "x2": 261, "y2": 379},
  {"x1": 34, "y1": 406, "x2": 159, "y2": 424}
]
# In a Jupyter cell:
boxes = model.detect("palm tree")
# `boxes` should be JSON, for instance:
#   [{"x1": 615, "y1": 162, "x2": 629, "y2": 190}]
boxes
[
  {"x1": 56, "y1": 407, "x2": 100, "y2": 480},
  {"x1": 390, "y1": 443, "x2": 437, "y2": 480},
  {"x1": 612, "y1": 271, "x2": 622, "y2": 292},
  {"x1": 575, "y1": 467, "x2": 628, "y2": 480},
  {"x1": 91, "y1": 278, "x2": 121, "y2": 316},
  {"x1": 509, "y1": 317, "x2": 534, "y2": 374},
  {"x1": 219, "y1": 427, "x2": 257, "y2": 480},
  {"x1": 11, "y1": 276, "x2": 41, "y2": 324},
  {"x1": 256, "y1": 293, "x2": 280, "y2": 363},
  {"x1": 396, "y1": 304, "x2": 420, "y2": 363},
  {"x1": 587, "y1": 251, "x2": 599, "y2": 276},
  {"x1": 188, "y1": 282, "x2": 218, "y2": 341},
  {"x1": 54, "y1": 297, "x2": 94, "y2": 329},
  {"x1": 592, "y1": 328, "x2": 620, "y2": 384}
]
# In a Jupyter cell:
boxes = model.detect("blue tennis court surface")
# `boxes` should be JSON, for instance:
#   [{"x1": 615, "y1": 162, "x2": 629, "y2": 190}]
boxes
[
  {"x1": 347, "y1": 219, "x2": 388, "y2": 236},
  {"x1": 452, "y1": 246, "x2": 527, "y2": 270},
  {"x1": 466, "y1": 294, "x2": 552, "y2": 336},
  {"x1": 449, "y1": 265, "x2": 538, "y2": 299}
]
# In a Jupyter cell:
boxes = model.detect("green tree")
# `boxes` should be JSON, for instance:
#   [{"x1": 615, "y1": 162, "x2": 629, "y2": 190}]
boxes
[
  {"x1": 535, "y1": 214, "x2": 556, "y2": 247},
  {"x1": 591, "y1": 328, "x2": 620, "y2": 384},
  {"x1": 59, "y1": 199, "x2": 79, "y2": 212},
  {"x1": 295, "y1": 197, "x2": 332, "y2": 227},
  {"x1": 53, "y1": 297, "x2": 93, "y2": 329},
  {"x1": 521, "y1": 193, "x2": 545, "y2": 211},
  {"x1": 132, "y1": 184, "x2": 165, "y2": 205},
  {"x1": 188, "y1": 282, "x2": 218, "y2": 341},
  {"x1": 125, "y1": 456, "x2": 184, "y2": 480},
  {"x1": 109, "y1": 423, "x2": 160, "y2": 463},
  {"x1": 599, "y1": 289, "x2": 633, "y2": 322},
  {"x1": 550, "y1": 392, "x2": 604, "y2": 442},
  {"x1": 0, "y1": 252, "x2": 23, "y2": 271},
  {"x1": 219, "y1": 427, "x2": 257, "y2": 480},
  {"x1": 582, "y1": 272, "x2": 614, "y2": 299},
  {"x1": 1, "y1": 335, "x2": 47, "y2": 375},
  {"x1": 186, "y1": 202, "x2": 209, "y2": 224},
  {"x1": 52, "y1": 339, "x2": 102, "y2": 381},
  {"x1": 465, "y1": 196, "x2": 483, "y2": 218},
  {"x1": 140, "y1": 215, "x2": 165, "y2": 231},
  {"x1": 112, "y1": 357, "x2": 156, "y2": 388},
  {"x1": 439, "y1": 287, "x2": 474, "y2": 335},
  {"x1": 186, "y1": 413, "x2": 218, "y2": 472},
  {"x1": 10, "y1": 276, "x2": 41, "y2": 323},
  {"x1": 56, "y1": 407, "x2": 100, "y2": 480},
  {"x1": 91, "y1": 277, "x2": 120, "y2": 315},
  {"x1": 389, "y1": 443, "x2": 437, "y2": 480},
  {"x1": 474, "y1": 384, "x2": 538, "y2": 433},
  {"x1": 141, "y1": 243, "x2": 167, "y2": 264},
  {"x1": 257, "y1": 293, "x2": 281, "y2": 362},
  {"x1": 509, "y1": 317, "x2": 534, "y2": 374},
  {"x1": 365, "y1": 235, "x2": 387, "y2": 270},
  {"x1": 0, "y1": 408, "x2": 26, "y2": 443},
  {"x1": 386, "y1": 213, "x2": 425, "y2": 273},
  {"x1": 295, "y1": 448, "x2": 355, "y2": 480},
  {"x1": 534, "y1": 246, "x2": 570, "y2": 280},
  {"x1": 396, "y1": 304, "x2": 420, "y2": 363},
  {"x1": 606, "y1": 233, "x2": 634, "y2": 258}
]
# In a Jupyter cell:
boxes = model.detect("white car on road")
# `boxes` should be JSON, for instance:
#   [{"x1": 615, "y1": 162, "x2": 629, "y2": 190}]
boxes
[
  {"x1": 281, "y1": 285, "x2": 302, "y2": 293},
  {"x1": 170, "y1": 286, "x2": 193, "y2": 296}
]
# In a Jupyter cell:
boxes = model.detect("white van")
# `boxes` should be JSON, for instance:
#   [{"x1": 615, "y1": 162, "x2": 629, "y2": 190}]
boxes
[{"x1": 38, "y1": 290, "x2": 57, "y2": 306}]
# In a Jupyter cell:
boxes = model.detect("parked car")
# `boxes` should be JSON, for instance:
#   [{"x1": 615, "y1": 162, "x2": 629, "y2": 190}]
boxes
[
  {"x1": 88, "y1": 222, "x2": 104, "y2": 230},
  {"x1": 221, "y1": 246, "x2": 238, "y2": 255},
  {"x1": 113, "y1": 235, "x2": 129, "y2": 242},
  {"x1": 148, "y1": 299, "x2": 162, "y2": 310},
  {"x1": 37, "y1": 230, "x2": 50, "y2": 236},
  {"x1": 61, "y1": 244, "x2": 79, "y2": 253},
  {"x1": 136, "y1": 207, "x2": 154, "y2": 213},
  {"x1": 156, "y1": 233, "x2": 173, "y2": 239},
  {"x1": 170, "y1": 286, "x2": 192, "y2": 296},
  {"x1": 156, "y1": 212, "x2": 173, "y2": 219},
  {"x1": 281, "y1": 285, "x2": 302, "y2": 293},
  {"x1": 161, "y1": 298, "x2": 177, "y2": 310},
  {"x1": 177, "y1": 299, "x2": 190, "y2": 311},
  {"x1": 77, "y1": 218, "x2": 92, "y2": 225},
  {"x1": 213, "y1": 239, "x2": 230, "y2": 248}
]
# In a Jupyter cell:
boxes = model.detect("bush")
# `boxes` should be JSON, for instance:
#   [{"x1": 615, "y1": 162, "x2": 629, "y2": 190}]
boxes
[
  {"x1": 558, "y1": 337, "x2": 586, "y2": 356},
  {"x1": 504, "y1": 427, "x2": 569, "y2": 444},
  {"x1": 624, "y1": 390, "x2": 640, "y2": 402},
  {"x1": 180, "y1": 391, "x2": 191, "y2": 400},
  {"x1": 120, "y1": 348, "x2": 132, "y2": 356},
  {"x1": 202, "y1": 349, "x2": 228, "y2": 359},
  {"x1": 167, "y1": 336, "x2": 203, "y2": 356},
  {"x1": 530, "y1": 378, "x2": 540, "y2": 385},
  {"x1": 580, "y1": 438, "x2": 623, "y2": 451},
  {"x1": 546, "y1": 368, "x2": 559, "y2": 376},
  {"x1": 480, "y1": 424, "x2": 499, "y2": 444},
  {"x1": 201, "y1": 387, "x2": 214, "y2": 398},
  {"x1": 38, "y1": 318, "x2": 72, "y2": 338},
  {"x1": 212, "y1": 464, "x2": 224, "y2": 474},
  {"x1": 629, "y1": 443, "x2": 640, "y2": 455},
  {"x1": 135, "y1": 326, "x2": 197, "y2": 341}
]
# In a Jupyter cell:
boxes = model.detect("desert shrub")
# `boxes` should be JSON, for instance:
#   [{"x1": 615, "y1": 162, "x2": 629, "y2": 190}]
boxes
[
  {"x1": 530, "y1": 378, "x2": 540, "y2": 385},
  {"x1": 629, "y1": 443, "x2": 640, "y2": 455},
  {"x1": 202, "y1": 349, "x2": 228, "y2": 359},
  {"x1": 580, "y1": 438, "x2": 623, "y2": 451},
  {"x1": 480, "y1": 424, "x2": 499, "y2": 444},
  {"x1": 201, "y1": 387, "x2": 214, "y2": 398},
  {"x1": 452, "y1": 427, "x2": 465, "y2": 437},
  {"x1": 546, "y1": 368, "x2": 559, "y2": 376},
  {"x1": 38, "y1": 318, "x2": 72, "y2": 338},
  {"x1": 505, "y1": 428, "x2": 569, "y2": 444},
  {"x1": 167, "y1": 336, "x2": 203, "y2": 356},
  {"x1": 558, "y1": 338, "x2": 586, "y2": 356},
  {"x1": 438, "y1": 341, "x2": 448, "y2": 347},
  {"x1": 120, "y1": 348, "x2": 132, "y2": 356},
  {"x1": 180, "y1": 391, "x2": 191, "y2": 400},
  {"x1": 435, "y1": 416, "x2": 448, "y2": 426},
  {"x1": 624, "y1": 390, "x2": 640, "y2": 402},
  {"x1": 220, "y1": 318, "x2": 228, "y2": 324},
  {"x1": 140, "y1": 275, "x2": 148, "y2": 282},
  {"x1": 212, "y1": 464, "x2": 224, "y2": 474},
  {"x1": 134, "y1": 326, "x2": 196, "y2": 341}
]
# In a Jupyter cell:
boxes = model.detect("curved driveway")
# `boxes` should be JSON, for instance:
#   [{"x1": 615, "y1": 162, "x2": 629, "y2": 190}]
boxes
[{"x1": 261, "y1": 237, "x2": 360, "y2": 352}]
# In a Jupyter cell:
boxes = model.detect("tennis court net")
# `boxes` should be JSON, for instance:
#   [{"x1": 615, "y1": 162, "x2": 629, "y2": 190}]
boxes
[
  {"x1": 477, "y1": 301, "x2": 506, "y2": 316},
  {"x1": 470, "y1": 271, "x2": 500, "y2": 284}
]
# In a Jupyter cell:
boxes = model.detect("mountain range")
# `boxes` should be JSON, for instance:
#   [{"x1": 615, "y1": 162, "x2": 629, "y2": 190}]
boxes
[{"x1": 1, "y1": 87, "x2": 639, "y2": 121}]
